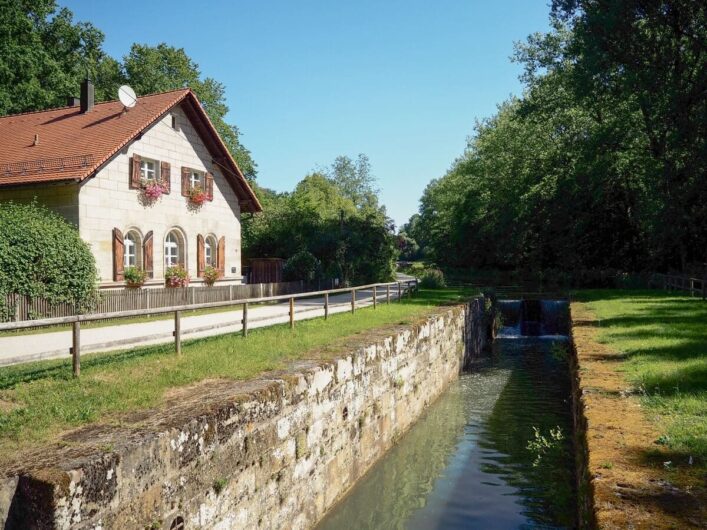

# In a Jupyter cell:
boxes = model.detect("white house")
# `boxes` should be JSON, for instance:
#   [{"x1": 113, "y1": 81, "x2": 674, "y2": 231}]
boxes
[{"x1": 0, "y1": 81, "x2": 262, "y2": 287}]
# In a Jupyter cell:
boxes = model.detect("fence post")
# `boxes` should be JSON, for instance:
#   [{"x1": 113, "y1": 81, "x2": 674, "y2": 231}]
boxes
[
  {"x1": 13, "y1": 294, "x2": 20, "y2": 322},
  {"x1": 289, "y1": 297, "x2": 295, "y2": 329},
  {"x1": 398, "y1": 282, "x2": 402, "y2": 301},
  {"x1": 230, "y1": 285, "x2": 234, "y2": 301},
  {"x1": 373, "y1": 286, "x2": 377, "y2": 309},
  {"x1": 242, "y1": 302, "x2": 248, "y2": 337},
  {"x1": 690, "y1": 278, "x2": 695, "y2": 297},
  {"x1": 386, "y1": 285, "x2": 391, "y2": 304},
  {"x1": 71, "y1": 321, "x2": 80, "y2": 377},
  {"x1": 174, "y1": 310, "x2": 181, "y2": 355},
  {"x1": 351, "y1": 289, "x2": 356, "y2": 313},
  {"x1": 324, "y1": 293, "x2": 329, "y2": 319}
]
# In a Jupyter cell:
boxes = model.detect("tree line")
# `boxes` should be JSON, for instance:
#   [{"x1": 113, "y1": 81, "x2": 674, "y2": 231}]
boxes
[
  {"x1": 406, "y1": 0, "x2": 706, "y2": 277},
  {"x1": 1, "y1": 1, "x2": 398, "y2": 285}
]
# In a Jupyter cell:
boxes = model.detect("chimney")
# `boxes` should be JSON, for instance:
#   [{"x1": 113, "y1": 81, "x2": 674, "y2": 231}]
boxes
[
  {"x1": 80, "y1": 79, "x2": 94, "y2": 113},
  {"x1": 67, "y1": 96, "x2": 80, "y2": 107}
]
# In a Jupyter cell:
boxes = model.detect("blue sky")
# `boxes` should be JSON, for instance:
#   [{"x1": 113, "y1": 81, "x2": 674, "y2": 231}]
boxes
[{"x1": 66, "y1": 1, "x2": 551, "y2": 227}]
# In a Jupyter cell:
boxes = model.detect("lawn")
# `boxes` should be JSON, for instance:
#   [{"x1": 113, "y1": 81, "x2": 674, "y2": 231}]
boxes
[
  {"x1": 0, "y1": 287, "x2": 473, "y2": 459},
  {"x1": 572, "y1": 289, "x2": 707, "y2": 463}
]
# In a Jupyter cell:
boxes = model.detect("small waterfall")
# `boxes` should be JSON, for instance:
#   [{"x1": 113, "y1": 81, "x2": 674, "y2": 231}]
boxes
[
  {"x1": 540, "y1": 300, "x2": 569, "y2": 336},
  {"x1": 497, "y1": 300, "x2": 522, "y2": 337},
  {"x1": 497, "y1": 299, "x2": 569, "y2": 339}
]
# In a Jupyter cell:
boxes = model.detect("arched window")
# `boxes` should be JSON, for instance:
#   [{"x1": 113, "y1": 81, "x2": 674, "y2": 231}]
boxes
[
  {"x1": 124, "y1": 230, "x2": 142, "y2": 268},
  {"x1": 164, "y1": 230, "x2": 185, "y2": 268},
  {"x1": 205, "y1": 235, "x2": 217, "y2": 267}
]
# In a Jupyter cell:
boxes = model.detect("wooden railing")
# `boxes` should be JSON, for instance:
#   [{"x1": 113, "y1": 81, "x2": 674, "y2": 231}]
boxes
[
  {"x1": 653, "y1": 273, "x2": 706, "y2": 299},
  {"x1": 4, "y1": 281, "x2": 311, "y2": 322},
  {"x1": 0, "y1": 280, "x2": 419, "y2": 376}
]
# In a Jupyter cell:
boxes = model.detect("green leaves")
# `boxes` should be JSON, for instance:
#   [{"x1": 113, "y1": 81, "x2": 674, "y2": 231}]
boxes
[{"x1": 0, "y1": 201, "x2": 98, "y2": 320}]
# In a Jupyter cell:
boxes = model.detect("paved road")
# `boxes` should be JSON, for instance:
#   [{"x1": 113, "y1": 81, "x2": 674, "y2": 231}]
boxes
[{"x1": 0, "y1": 284, "x2": 412, "y2": 367}]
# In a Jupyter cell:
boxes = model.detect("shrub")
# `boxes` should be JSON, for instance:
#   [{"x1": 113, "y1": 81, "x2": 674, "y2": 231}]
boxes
[
  {"x1": 419, "y1": 268, "x2": 446, "y2": 289},
  {"x1": 165, "y1": 265, "x2": 190, "y2": 288},
  {"x1": 124, "y1": 266, "x2": 147, "y2": 288},
  {"x1": 283, "y1": 250, "x2": 321, "y2": 281},
  {"x1": 203, "y1": 265, "x2": 219, "y2": 286},
  {"x1": 0, "y1": 201, "x2": 98, "y2": 320}
]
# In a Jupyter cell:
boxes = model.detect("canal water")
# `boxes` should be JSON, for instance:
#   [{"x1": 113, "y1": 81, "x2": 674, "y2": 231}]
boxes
[{"x1": 316, "y1": 301, "x2": 575, "y2": 530}]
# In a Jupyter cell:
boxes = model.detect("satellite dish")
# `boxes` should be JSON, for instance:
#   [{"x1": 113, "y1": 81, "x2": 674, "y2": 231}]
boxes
[{"x1": 118, "y1": 85, "x2": 137, "y2": 108}]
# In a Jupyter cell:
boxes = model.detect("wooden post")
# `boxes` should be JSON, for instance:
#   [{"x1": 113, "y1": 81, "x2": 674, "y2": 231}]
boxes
[
  {"x1": 174, "y1": 310, "x2": 181, "y2": 355},
  {"x1": 289, "y1": 297, "x2": 295, "y2": 329},
  {"x1": 398, "y1": 282, "x2": 402, "y2": 301},
  {"x1": 71, "y1": 321, "x2": 80, "y2": 378},
  {"x1": 386, "y1": 284, "x2": 391, "y2": 304},
  {"x1": 242, "y1": 302, "x2": 248, "y2": 337},
  {"x1": 690, "y1": 278, "x2": 695, "y2": 297},
  {"x1": 373, "y1": 286, "x2": 377, "y2": 309},
  {"x1": 324, "y1": 293, "x2": 329, "y2": 319},
  {"x1": 351, "y1": 289, "x2": 356, "y2": 313}
]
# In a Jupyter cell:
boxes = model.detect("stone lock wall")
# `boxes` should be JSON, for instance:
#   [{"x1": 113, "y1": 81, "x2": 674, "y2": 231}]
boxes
[{"x1": 1, "y1": 298, "x2": 487, "y2": 529}]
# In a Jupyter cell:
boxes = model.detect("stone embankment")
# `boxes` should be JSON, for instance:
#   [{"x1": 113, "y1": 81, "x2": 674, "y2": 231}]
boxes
[{"x1": 1, "y1": 298, "x2": 488, "y2": 529}]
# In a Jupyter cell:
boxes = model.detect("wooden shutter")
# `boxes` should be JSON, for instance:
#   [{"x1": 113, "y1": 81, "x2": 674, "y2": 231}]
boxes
[
  {"x1": 217, "y1": 236, "x2": 225, "y2": 277},
  {"x1": 113, "y1": 228, "x2": 125, "y2": 281},
  {"x1": 181, "y1": 167, "x2": 190, "y2": 197},
  {"x1": 197, "y1": 234, "x2": 205, "y2": 277},
  {"x1": 160, "y1": 162, "x2": 171, "y2": 194},
  {"x1": 206, "y1": 172, "x2": 214, "y2": 201},
  {"x1": 130, "y1": 155, "x2": 142, "y2": 189},
  {"x1": 143, "y1": 231, "x2": 154, "y2": 279}
]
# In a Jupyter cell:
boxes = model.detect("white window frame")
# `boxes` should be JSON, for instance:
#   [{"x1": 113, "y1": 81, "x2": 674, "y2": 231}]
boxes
[
  {"x1": 189, "y1": 170, "x2": 204, "y2": 190},
  {"x1": 205, "y1": 236, "x2": 217, "y2": 267},
  {"x1": 124, "y1": 232, "x2": 137, "y2": 268},
  {"x1": 165, "y1": 232, "x2": 180, "y2": 267},
  {"x1": 140, "y1": 158, "x2": 160, "y2": 181}
]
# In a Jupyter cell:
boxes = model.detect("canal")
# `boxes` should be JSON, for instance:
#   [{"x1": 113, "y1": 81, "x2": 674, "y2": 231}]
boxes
[{"x1": 317, "y1": 300, "x2": 576, "y2": 529}]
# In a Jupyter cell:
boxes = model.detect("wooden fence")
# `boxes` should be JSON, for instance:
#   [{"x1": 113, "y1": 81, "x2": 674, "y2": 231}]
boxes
[
  {"x1": 651, "y1": 273, "x2": 706, "y2": 299},
  {"x1": 0, "y1": 280, "x2": 419, "y2": 377},
  {"x1": 3, "y1": 281, "x2": 313, "y2": 322}
]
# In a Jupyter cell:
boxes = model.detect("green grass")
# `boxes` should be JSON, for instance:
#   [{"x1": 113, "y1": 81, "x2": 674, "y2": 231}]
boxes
[
  {"x1": 0, "y1": 288, "x2": 472, "y2": 457},
  {"x1": 573, "y1": 289, "x2": 707, "y2": 464}
]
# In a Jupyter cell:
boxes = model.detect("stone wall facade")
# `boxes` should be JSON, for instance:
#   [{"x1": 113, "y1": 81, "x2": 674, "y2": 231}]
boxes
[
  {"x1": 1, "y1": 299, "x2": 488, "y2": 529},
  {"x1": 0, "y1": 105, "x2": 244, "y2": 286}
]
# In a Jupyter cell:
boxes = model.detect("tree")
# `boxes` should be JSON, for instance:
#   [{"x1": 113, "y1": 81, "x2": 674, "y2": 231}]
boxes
[{"x1": 0, "y1": 0, "x2": 117, "y2": 114}]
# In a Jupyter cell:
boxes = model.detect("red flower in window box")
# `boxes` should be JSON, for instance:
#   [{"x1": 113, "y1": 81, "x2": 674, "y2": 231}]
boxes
[
  {"x1": 165, "y1": 265, "x2": 190, "y2": 288},
  {"x1": 188, "y1": 185, "x2": 208, "y2": 206}
]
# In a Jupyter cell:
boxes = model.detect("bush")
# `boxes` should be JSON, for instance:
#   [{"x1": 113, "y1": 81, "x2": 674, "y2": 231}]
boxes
[
  {"x1": 419, "y1": 268, "x2": 446, "y2": 289},
  {"x1": 283, "y1": 250, "x2": 321, "y2": 281},
  {"x1": 203, "y1": 265, "x2": 219, "y2": 286},
  {"x1": 124, "y1": 266, "x2": 146, "y2": 288},
  {"x1": 0, "y1": 201, "x2": 98, "y2": 320},
  {"x1": 165, "y1": 265, "x2": 190, "y2": 288}
]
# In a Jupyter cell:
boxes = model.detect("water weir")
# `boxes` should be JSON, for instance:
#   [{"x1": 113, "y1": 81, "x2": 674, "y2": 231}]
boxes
[
  {"x1": 318, "y1": 298, "x2": 582, "y2": 529},
  {"x1": 0, "y1": 296, "x2": 595, "y2": 529}
]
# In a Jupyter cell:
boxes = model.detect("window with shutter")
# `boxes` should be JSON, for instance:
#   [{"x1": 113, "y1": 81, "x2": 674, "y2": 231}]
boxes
[
  {"x1": 206, "y1": 173, "x2": 214, "y2": 201},
  {"x1": 130, "y1": 155, "x2": 142, "y2": 189},
  {"x1": 143, "y1": 231, "x2": 154, "y2": 279},
  {"x1": 197, "y1": 234, "x2": 205, "y2": 277},
  {"x1": 113, "y1": 228, "x2": 125, "y2": 281},
  {"x1": 217, "y1": 236, "x2": 225, "y2": 277},
  {"x1": 181, "y1": 167, "x2": 190, "y2": 197},
  {"x1": 160, "y1": 162, "x2": 171, "y2": 194}
]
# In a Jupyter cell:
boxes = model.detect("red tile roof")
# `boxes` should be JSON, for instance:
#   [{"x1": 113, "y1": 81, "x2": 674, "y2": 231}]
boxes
[{"x1": 0, "y1": 89, "x2": 261, "y2": 212}]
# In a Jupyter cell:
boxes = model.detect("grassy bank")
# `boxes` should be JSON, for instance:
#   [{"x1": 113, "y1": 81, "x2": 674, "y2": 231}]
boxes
[
  {"x1": 573, "y1": 290, "x2": 707, "y2": 464},
  {"x1": 0, "y1": 288, "x2": 472, "y2": 459}
]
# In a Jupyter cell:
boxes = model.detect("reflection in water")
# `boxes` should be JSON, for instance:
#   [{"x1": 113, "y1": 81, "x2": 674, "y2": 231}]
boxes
[{"x1": 316, "y1": 338, "x2": 576, "y2": 530}]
